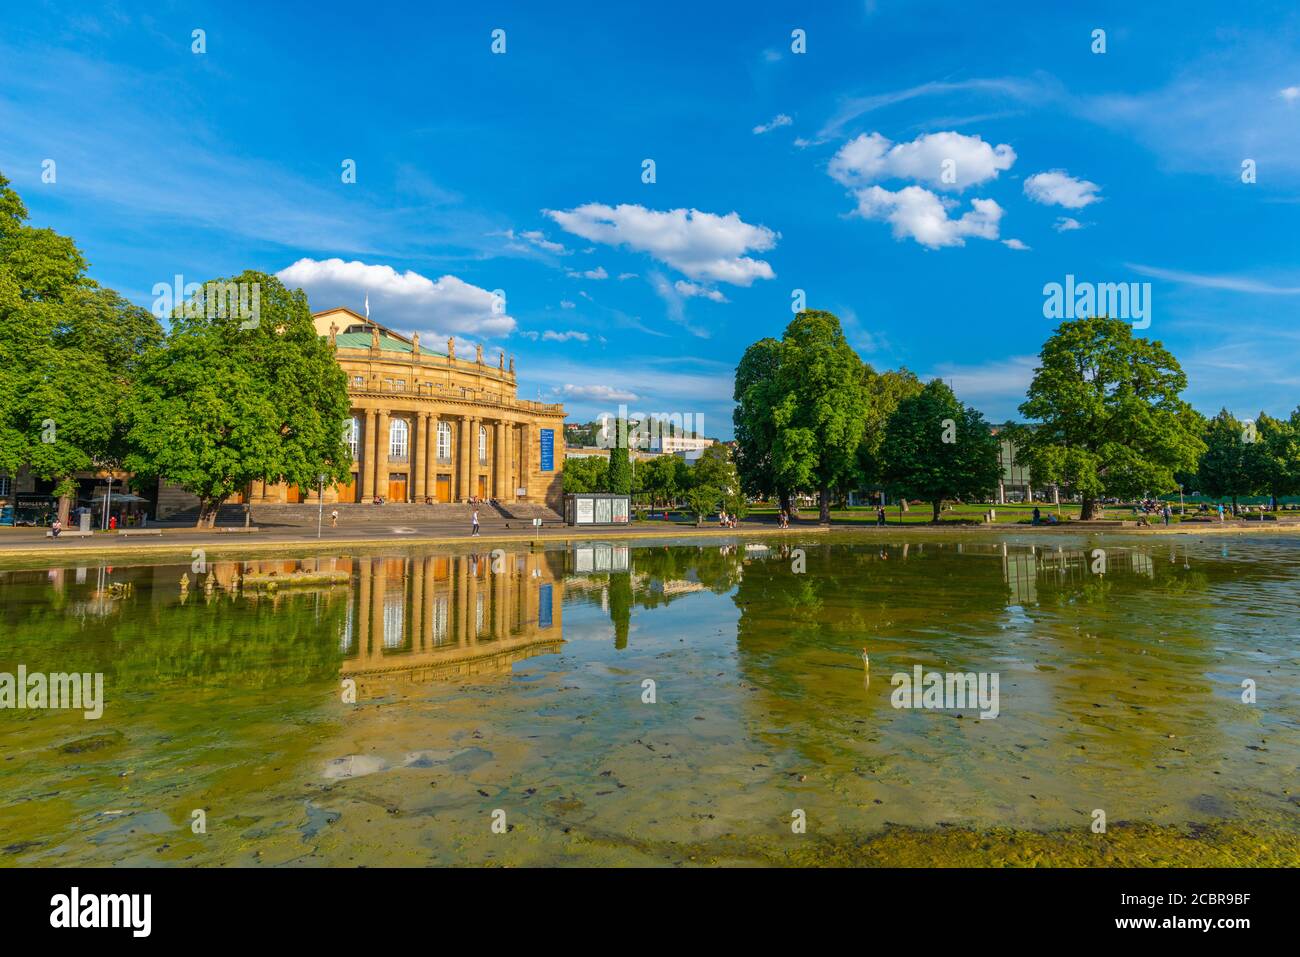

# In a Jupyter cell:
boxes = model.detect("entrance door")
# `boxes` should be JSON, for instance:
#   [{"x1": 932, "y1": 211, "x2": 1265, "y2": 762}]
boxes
[
  {"x1": 285, "y1": 485, "x2": 302, "y2": 504},
  {"x1": 388, "y1": 474, "x2": 408, "y2": 502},
  {"x1": 435, "y1": 475, "x2": 452, "y2": 503},
  {"x1": 476, "y1": 475, "x2": 487, "y2": 500},
  {"x1": 337, "y1": 473, "x2": 358, "y2": 503}
]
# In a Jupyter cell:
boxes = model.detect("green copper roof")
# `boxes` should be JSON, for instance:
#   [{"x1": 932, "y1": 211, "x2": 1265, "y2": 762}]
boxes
[{"x1": 331, "y1": 331, "x2": 446, "y2": 358}]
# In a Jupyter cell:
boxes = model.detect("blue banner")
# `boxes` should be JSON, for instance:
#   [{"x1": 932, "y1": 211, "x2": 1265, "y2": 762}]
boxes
[{"x1": 539, "y1": 428, "x2": 554, "y2": 472}]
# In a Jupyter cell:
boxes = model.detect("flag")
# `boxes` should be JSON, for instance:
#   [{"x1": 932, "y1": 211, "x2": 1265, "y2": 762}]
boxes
[{"x1": 364, "y1": 294, "x2": 370, "y2": 319}]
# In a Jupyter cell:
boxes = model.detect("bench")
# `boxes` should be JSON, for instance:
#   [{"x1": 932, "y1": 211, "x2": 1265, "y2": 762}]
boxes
[
  {"x1": 118, "y1": 529, "x2": 162, "y2": 536},
  {"x1": 46, "y1": 530, "x2": 94, "y2": 538},
  {"x1": 215, "y1": 527, "x2": 260, "y2": 533}
]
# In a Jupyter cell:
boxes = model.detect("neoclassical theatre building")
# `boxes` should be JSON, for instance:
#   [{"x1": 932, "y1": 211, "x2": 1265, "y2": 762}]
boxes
[{"x1": 156, "y1": 307, "x2": 566, "y2": 516}]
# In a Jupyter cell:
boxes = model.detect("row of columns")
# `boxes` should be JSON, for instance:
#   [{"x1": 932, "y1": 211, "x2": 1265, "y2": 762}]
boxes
[
  {"x1": 356, "y1": 409, "x2": 528, "y2": 504},
  {"x1": 345, "y1": 554, "x2": 554, "y2": 661}
]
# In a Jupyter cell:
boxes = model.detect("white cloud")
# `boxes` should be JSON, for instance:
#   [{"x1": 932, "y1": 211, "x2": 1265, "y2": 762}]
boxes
[
  {"x1": 1053, "y1": 216, "x2": 1084, "y2": 232},
  {"x1": 674, "y1": 280, "x2": 729, "y2": 302},
  {"x1": 617, "y1": 272, "x2": 638, "y2": 280},
  {"x1": 1002, "y1": 238, "x2": 1030, "y2": 251},
  {"x1": 567, "y1": 266, "x2": 608, "y2": 280},
  {"x1": 850, "y1": 185, "x2": 1004, "y2": 249},
  {"x1": 1279, "y1": 86, "x2": 1300, "y2": 102},
  {"x1": 545, "y1": 203, "x2": 777, "y2": 285},
  {"x1": 1024, "y1": 170, "x2": 1101, "y2": 208},
  {"x1": 276, "y1": 257, "x2": 515, "y2": 337},
  {"x1": 829, "y1": 131, "x2": 1016, "y2": 191},
  {"x1": 559, "y1": 299, "x2": 576, "y2": 309},
  {"x1": 753, "y1": 113, "x2": 793, "y2": 135},
  {"x1": 559, "y1": 383, "x2": 640, "y2": 402}
]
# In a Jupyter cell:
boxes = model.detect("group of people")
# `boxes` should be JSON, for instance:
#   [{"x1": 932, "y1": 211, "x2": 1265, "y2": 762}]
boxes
[
  {"x1": 777, "y1": 510, "x2": 791, "y2": 528},
  {"x1": 717, "y1": 510, "x2": 739, "y2": 529}
]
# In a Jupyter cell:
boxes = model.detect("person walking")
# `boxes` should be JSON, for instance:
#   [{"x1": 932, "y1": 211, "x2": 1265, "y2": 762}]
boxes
[
  {"x1": 471, "y1": 508, "x2": 480, "y2": 537},
  {"x1": 1032, "y1": 506, "x2": 1041, "y2": 526},
  {"x1": 876, "y1": 506, "x2": 886, "y2": 527},
  {"x1": 330, "y1": 508, "x2": 338, "y2": 528},
  {"x1": 1162, "y1": 504, "x2": 1171, "y2": 526}
]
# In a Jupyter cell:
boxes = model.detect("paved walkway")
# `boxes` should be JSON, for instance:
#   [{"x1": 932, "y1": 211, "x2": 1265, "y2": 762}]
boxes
[{"x1": 2, "y1": 515, "x2": 1296, "y2": 565}]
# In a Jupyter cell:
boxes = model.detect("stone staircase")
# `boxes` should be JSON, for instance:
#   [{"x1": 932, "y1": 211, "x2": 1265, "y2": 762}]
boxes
[{"x1": 159, "y1": 500, "x2": 564, "y2": 529}]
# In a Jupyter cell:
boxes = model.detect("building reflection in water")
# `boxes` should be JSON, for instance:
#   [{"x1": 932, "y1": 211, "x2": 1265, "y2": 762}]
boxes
[{"x1": 337, "y1": 550, "x2": 565, "y2": 693}]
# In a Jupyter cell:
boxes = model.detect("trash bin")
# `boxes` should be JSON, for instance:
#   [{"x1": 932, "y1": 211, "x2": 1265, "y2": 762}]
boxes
[{"x1": 79, "y1": 511, "x2": 91, "y2": 532}]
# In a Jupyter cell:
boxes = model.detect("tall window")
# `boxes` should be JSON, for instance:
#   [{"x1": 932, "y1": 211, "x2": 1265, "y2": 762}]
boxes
[
  {"x1": 437, "y1": 421, "x2": 452, "y2": 460},
  {"x1": 0, "y1": 474, "x2": 10, "y2": 497},
  {"x1": 343, "y1": 417, "x2": 360, "y2": 459},
  {"x1": 390, "y1": 418, "x2": 409, "y2": 459},
  {"x1": 478, "y1": 424, "x2": 488, "y2": 464}
]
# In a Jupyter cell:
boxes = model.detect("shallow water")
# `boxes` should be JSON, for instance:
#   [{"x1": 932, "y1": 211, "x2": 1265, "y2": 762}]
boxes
[{"x1": 1, "y1": 535, "x2": 1297, "y2": 866}]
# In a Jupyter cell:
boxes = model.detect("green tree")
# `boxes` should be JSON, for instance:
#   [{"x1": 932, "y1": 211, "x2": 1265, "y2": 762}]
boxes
[
  {"x1": 1252, "y1": 412, "x2": 1300, "y2": 507},
  {"x1": 1196, "y1": 409, "x2": 1260, "y2": 509},
  {"x1": 880, "y1": 379, "x2": 1001, "y2": 522},
  {"x1": 561, "y1": 454, "x2": 607, "y2": 493},
  {"x1": 856, "y1": 366, "x2": 923, "y2": 500},
  {"x1": 125, "y1": 271, "x2": 351, "y2": 526},
  {"x1": 683, "y1": 444, "x2": 737, "y2": 525},
  {"x1": 770, "y1": 310, "x2": 869, "y2": 523},
  {"x1": 0, "y1": 171, "x2": 161, "y2": 523},
  {"x1": 637, "y1": 453, "x2": 687, "y2": 510},
  {"x1": 733, "y1": 337, "x2": 787, "y2": 508},
  {"x1": 606, "y1": 444, "x2": 632, "y2": 494},
  {"x1": 1014, "y1": 317, "x2": 1204, "y2": 520}
]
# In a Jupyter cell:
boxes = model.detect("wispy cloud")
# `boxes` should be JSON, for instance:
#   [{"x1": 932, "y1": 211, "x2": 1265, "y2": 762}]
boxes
[{"x1": 1128, "y1": 264, "x2": 1300, "y2": 295}]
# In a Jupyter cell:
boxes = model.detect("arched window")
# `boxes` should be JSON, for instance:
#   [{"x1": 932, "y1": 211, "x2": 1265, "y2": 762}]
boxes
[
  {"x1": 478, "y1": 424, "x2": 488, "y2": 464},
  {"x1": 343, "y1": 416, "x2": 361, "y2": 459},
  {"x1": 437, "y1": 421, "x2": 452, "y2": 460},
  {"x1": 390, "y1": 418, "x2": 409, "y2": 459}
]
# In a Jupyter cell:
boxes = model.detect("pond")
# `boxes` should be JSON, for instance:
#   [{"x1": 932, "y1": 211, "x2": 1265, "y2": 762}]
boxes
[{"x1": 1, "y1": 535, "x2": 1296, "y2": 866}]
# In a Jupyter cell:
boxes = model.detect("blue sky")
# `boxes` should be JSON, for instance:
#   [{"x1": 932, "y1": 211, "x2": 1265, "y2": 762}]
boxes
[{"x1": 3, "y1": 0, "x2": 1299, "y2": 438}]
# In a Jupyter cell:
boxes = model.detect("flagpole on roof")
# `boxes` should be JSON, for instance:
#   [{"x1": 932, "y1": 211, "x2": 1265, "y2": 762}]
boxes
[{"x1": 364, "y1": 294, "x2": 370, "y2": 320}]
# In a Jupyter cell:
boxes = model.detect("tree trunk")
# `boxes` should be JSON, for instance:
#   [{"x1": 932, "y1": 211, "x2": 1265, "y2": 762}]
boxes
[
  {"x1": 1080, "y1": 496, "x2": 1098, "y2": 521},
  {"x1": 197, "y1": 497, "x2": 225, "y2": 528},
  {"x1": 56, "y1": 491, "x2": 72, "y2": 526},
  {"x1": 818, "y1": 486, "x2": 831, "y2": 525},
  {"x1": 931, "y1": 499, "x2": 942, "y2": 524}
]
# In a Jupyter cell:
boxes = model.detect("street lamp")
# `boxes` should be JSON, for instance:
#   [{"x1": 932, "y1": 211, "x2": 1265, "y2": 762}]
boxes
[{"x1": 317, "y1": 474, "x2": 327, "y2": 539}]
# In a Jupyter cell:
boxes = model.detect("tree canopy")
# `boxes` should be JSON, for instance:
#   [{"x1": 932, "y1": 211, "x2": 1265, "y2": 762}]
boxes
[
  {"x1": 880, "y1": 379, "x2": 1001, "y2": 521},
  {"x1": 1014, "y1": 317, "x2": 1204, "y2": 519},
  {"x1": 124, "y1": 270, "x2": 351, "y2": 526}
]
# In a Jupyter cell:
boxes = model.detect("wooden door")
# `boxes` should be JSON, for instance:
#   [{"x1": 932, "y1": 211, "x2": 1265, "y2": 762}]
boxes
[
  {"x1": 337, "y1": 473, "x2": 358, "y2": 503},
  {"x1": 435, "y1": 475, "x2": 452, "y2": 503},
  {"x1": 285, "y1": 485, "x2": 302, "y2": 504},
  {"x1": 388, "y1": 474, "x2": 407, "y2": 502},
  {"x1": 476, "y1": 475, "x2": 487, "y2": 499}
]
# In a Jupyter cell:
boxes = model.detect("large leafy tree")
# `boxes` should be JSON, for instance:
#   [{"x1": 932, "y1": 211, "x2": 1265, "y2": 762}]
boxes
[
  {"x1": 855, "y1": 366, "x2": 923, "y2": 500},
  {"x1": 880, "y1": 379, "x2": 1001, "y2": 522},
  {"x1": 1252, "y1": 411, "x2": 1300, "y2": 507},
  {"x1": 1014, "y1": 317, "x2": 1204, "y2": 520},
  {"x1": 769, "y1": 310, "x2": 869, "y2": 523},
  {"x1": 1197, "y1": 409, "x2": 1260, "y2": 508},
  {"x1": 125, "y1": 271, "x2": 352, "y2": 526},
  {"x1": 733, "y1": 337, "x2": 787, "y2": 508},
  {"x1": 636, "y1": 453, "x2": 688, "y2": 509},
  {"x1": 0, "y1": 171, "x2": 161, "y2": 523}
]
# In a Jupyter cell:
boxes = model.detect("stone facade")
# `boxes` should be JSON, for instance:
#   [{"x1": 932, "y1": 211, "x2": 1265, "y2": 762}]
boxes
[{"x1": 158, "y1": 307, "x2": 565, "y2": 516}]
